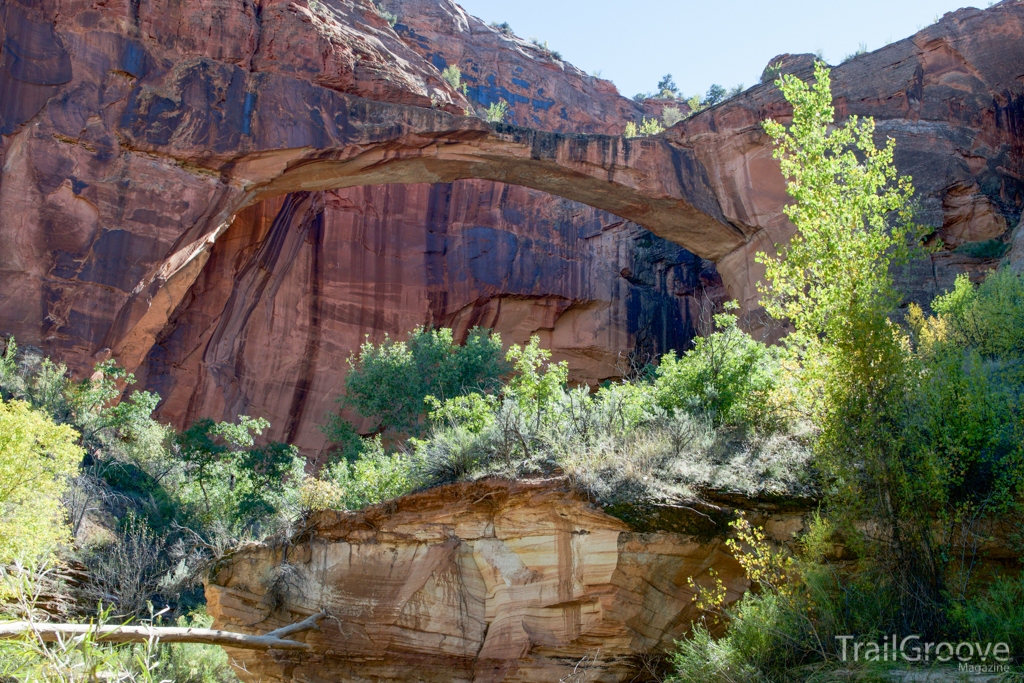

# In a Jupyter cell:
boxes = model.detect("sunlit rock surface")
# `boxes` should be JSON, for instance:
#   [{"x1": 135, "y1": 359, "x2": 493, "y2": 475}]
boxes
[{"x1": 206, "y1": 478, "x2": 808, "y2": 682}]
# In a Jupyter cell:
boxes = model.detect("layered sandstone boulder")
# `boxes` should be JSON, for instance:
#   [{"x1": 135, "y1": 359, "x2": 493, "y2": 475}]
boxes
[{"x1": 205, "y1": 478, "x2": 808, "y2": 682}]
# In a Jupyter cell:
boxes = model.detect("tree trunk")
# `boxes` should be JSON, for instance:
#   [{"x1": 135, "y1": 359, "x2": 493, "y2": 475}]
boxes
[{"x1": 0, "y1": 610, "x2": 326, "y2": 651}]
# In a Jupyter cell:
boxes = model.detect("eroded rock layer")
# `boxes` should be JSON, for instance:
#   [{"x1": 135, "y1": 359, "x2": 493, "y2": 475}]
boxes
[{"x1": 206, "y1": 478, "x2": 807, "y2": 683}]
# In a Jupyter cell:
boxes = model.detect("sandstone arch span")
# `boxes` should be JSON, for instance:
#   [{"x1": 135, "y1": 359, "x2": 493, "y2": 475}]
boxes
[{"x1": 106, "y1": 76, "x2": 755, "y2": 371}]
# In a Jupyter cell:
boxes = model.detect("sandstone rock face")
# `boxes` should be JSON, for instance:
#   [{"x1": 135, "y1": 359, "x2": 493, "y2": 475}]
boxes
[
  {"x1": 1, "y1": 0, "x2": 1023, "y2": 451},
  {"x1": 137, "y1": 184, "x2": 718, "y2": 449},
  {"x1": 678, "y1": 5, "x2": 1024, "y2": 318},
  {"x1": 206, "y1": 478, "x2": 807, "y2": 682},
  {"x1": 384, "y1": 0, "x2": 641, "y2": 134}
]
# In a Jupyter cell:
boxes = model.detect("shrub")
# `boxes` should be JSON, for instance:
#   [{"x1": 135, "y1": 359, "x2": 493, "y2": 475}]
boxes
[
  {"x1": 946, "y1": 574, "x2": 1024, "y2": 660},
  {"x1": 954, "y1": 238, "x2": 1008, "y2": 259},
  {"x1": 485, "y1": 99, "x2": 509, "y2": 123},
  {"x1": 488, "y1": 21, "x2": 514, "y2": 36},
  {"x1": 654, "y1": 303, "x2": 783, "y2": 427},
  {"x1": 662, "y1": 106, "x2": 684, "y2": 127},
  {"x1": 528, "y1": 38, "x2": 561, "y2": 61},
  {"x1": 316, "y1": 437, "x2": 415, "y2": 510},
  {"x1": 505, "y1": 336, "x2": 568, "y2": 428},
  {"x1": 929, "y1": 269, "x2": 1024, "y2": 359},
  {"x1": 410, "y1": 335, "x2": 811, "y2": 512},
  {"x1": 624, "y1": 117, "x2": 664, "y2": 138},
  {"x1": 172, "y1": 416, "x2": 303, "y2": 534},
  {"x1": 372, "y1": 1, "x2": 397, "y2": 27},
  {"x1": 440, "y1": 64, "x2": 467, "y2": 94},
  {"x1": 0, "y1": 398, "x2": 82, "y2": 565},
  {"x1": 334, "y1": 326, "x2": 506, "y2": 436}
]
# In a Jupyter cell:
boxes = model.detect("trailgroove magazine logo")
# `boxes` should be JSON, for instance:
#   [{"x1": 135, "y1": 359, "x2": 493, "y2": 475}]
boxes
[{"x1": 836, "y1": 635, "x2": 1013, "y2": 673}]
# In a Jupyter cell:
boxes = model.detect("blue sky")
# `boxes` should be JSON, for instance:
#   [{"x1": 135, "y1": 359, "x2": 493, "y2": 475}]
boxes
[{"x1": 454, "y1": 1, "x2": 987, "y2": 100}]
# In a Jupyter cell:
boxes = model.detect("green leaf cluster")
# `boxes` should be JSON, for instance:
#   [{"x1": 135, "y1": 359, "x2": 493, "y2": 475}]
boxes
[
  {"x1": 654, "y1": 304, "x2": 783, "y2": 427},
  {"x1": 440, "y1": 64, "x2": 468, "y2": 94},
  {"x1": 0, "y1": 399, "x2": 82, "y2": 565},
  {"x1": 335, "y1": 326, "x2": 506, "y2": 437}
]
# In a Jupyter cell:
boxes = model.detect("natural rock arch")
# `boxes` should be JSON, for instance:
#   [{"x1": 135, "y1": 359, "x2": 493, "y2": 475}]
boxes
[{"x1": 106, "y1": 78, "x2": 757, "y2": 371}]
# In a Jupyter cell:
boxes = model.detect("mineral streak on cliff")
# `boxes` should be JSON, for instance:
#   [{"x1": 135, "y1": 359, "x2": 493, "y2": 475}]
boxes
[
  {"x1": 1, "y1": 0, "x2": 1023, "y2": 453},
  {"x1": 206, "y1": 478, "x2": 808, "y2": 683}
]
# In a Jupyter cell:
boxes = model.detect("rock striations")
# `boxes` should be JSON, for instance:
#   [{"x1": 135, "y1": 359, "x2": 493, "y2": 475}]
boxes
[
  {"x1": 205, "y1": 478, "x2": 808, "y2": 682},
  {"x1": 0, "y1": 0, "x2": 1023, "y2": 454}
]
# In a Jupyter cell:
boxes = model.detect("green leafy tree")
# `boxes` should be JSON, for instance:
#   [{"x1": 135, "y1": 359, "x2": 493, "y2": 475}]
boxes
[
  {"x1": 756, "y1": 61, "x2": 919, "y2": 347},
  {"x1": 334, "y1": 327, "x2": 506, "y2": 437},
  {"x1": 505, "y1": 336, "x2": 568, "y2": 428},
  {"x1": 174, "y1": 416, "x2": 301, "y2": 529},
  {"x1": 657, "y1": 73, "x2": 679, "y2": 99},
  {"x1": 703, "y1": 84, "x2": 727, "y2": 106},
  {"x1": 755, "y1": 61, "x2": 944, "y2": 626},
  {"x1": 0, "y1": 399, "x2": 83, "y2": 564}
]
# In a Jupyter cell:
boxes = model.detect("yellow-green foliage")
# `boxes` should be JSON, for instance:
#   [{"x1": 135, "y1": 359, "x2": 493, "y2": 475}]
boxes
[
  {"x1": 756, "y1": 61, "x2": 919, "y2": 346},
  {"x1": 484, "y1": 99, "x2": 509, "y2": 123},
  {"x1": 623, "y1": 117, "x2": 664, "y2": 138},
  {"x1": 440, "y1": 64, "x2": 467, "y2": 94},
  {"x1": 301, "y1": 437, "x2": 413, "y2": 512},
  {"x1": 0, "y1": 398, "x2": 82, "y2": 564},
  {"x1": 505, "y1": 336, "x2": 568, "y2": 427},
  {"x1": 930, "y1": 269, "x2": 1024, "y2": 359}
]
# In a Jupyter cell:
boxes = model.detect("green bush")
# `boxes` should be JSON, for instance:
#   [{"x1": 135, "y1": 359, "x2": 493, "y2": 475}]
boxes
[
  {"x1": 929, "y1": 269, "x2": 1024, "y2": 360},
  {"x1": 173, "y1": 416, "x2": 304, "y2": 534},
  {"x1": 334, "y1": 327, "x2": 505, "y2": 437},
  {"x1": 955, "y1": 238, "x2": 1008, "y2": 259},
  {"x1": 305, "y1": 437, "x2": 415, "y2": 511},
  {"x1": 654, "y1": 303, "x2": 783, "y2": 427},
  {"x1": 0, "y1": 337, "x2": 309, "y2": 617},
  {"x1": 946, "y1": 574, "x2": 1024, "y2": 661},
  {"x1": 440, "y1": 64, "x2": 467, "y2": 94},
  {"x1": 484, "y1": 100, "x2": 509, "y2": 123},
  {"x1": 408, "y1": 334, "x2": 810, "y2": 510},
  {"x1": 662, "y1": 106, "x2": 684, "y2": 127},
  {"x1": 624, "y1": 117, "x2": 665, "y2": 138},
  {"x1": 372, "y1": 1, "x2": 397, "y2": 27},
  {"x1": 488, "y1": 21, "x2": 514, "y2": 36}
]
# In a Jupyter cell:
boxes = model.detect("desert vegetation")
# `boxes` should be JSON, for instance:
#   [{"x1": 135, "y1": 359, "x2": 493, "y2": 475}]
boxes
[{"x1": 633, "y1": 73, "x2": 745, "y2": 123}]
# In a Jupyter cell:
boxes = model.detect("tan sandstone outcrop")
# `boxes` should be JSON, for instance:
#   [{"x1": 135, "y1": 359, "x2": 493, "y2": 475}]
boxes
[{"x1": 206, "y1": 478, "x2": 808, "y2": 682}]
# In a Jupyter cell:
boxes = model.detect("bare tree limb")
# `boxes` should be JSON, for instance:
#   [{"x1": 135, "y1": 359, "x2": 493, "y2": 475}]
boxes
[{"x1": 0, "y1": 610, "x2": 327, "y2": 651}]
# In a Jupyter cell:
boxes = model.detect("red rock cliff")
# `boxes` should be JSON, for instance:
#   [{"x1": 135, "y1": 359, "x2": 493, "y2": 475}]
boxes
[{"x1": 1, "y1": 0, "x2": 1022, "y2": 454}]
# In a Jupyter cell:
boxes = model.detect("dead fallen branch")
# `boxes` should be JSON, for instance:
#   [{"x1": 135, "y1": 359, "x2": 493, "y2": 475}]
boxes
[{"x1": 0, "y1": 610, "x2": 327, "y2": 651}]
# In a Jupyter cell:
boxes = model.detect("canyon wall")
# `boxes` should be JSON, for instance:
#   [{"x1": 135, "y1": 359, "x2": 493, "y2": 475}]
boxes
[{"x1": 1, "y1": 0, "x2": 1022, "y2": 453}]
